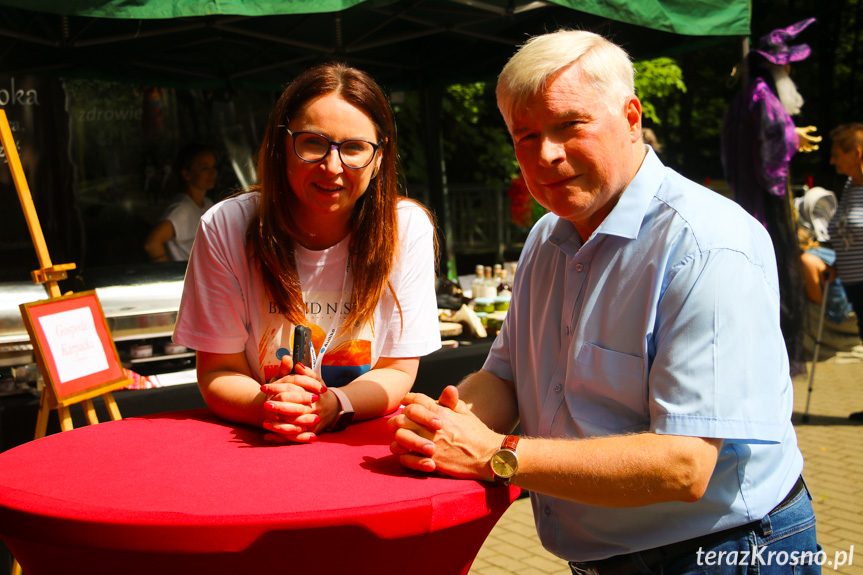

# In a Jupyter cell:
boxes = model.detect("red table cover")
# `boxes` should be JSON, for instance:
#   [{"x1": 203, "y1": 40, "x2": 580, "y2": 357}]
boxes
[{"x1": 0, "y1": 408, "x2": 520, "y2": 575}]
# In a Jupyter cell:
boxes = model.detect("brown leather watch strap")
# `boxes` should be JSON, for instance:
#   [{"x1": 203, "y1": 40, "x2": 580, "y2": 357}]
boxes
[{"x1": 501, "y1": 435, "x2": 519, "y2": 451}]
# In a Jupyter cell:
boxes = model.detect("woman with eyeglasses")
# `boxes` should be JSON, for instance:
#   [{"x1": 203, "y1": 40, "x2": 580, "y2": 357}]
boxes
[{"x1": 173, "y1": 62, "x2": 441, "y2": 442}]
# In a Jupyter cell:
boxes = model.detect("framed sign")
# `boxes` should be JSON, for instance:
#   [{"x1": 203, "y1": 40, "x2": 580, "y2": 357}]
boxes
[{"x1": 20, "y1": 290, "x2": 128, "y2": 405}]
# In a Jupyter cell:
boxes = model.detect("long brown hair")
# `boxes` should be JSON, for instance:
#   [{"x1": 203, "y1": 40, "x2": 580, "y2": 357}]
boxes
[{"x1": 247, "y1": 62, "x2": 428, "y2": 334}]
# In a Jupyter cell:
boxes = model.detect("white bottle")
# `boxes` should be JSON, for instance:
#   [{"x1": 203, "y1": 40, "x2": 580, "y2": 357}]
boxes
[
  {"x1": 482, "y1": 266, "x2": 497, "y2": 298},
  {"x1": 470, "y1": 265, "x2": 485, "y2": 299}
]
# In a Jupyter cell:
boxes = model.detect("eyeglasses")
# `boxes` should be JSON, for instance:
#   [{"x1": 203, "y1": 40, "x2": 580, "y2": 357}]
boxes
[{"x1": 286, "y1": 129, "x2": 380, "y2": 170}]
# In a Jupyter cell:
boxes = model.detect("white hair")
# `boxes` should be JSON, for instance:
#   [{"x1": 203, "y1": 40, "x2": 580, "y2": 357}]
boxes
[
  {"x1": 496, "y1": 29, "x2": 635, "y2": 120},
  {"x1": 769, "y1": 64, "x2": 804, "y2": 116}
]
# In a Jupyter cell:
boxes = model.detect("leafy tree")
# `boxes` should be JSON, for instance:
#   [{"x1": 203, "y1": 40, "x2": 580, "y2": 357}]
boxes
[
  {"x1": 441, "y1": 82, "x2": 520, "y2": 188},
  {"x1": 393, "y1": 57, "x2": 693, "y2": 253},
  {"x1": 392, "y1": 82, "x2": 518, "y2": 190},
  {"x1": 394, "y1": 58, "x2": 688, "y2": 199},
  {"x1": 634, "y1": 58, "x2": 686, "y2": 125}
]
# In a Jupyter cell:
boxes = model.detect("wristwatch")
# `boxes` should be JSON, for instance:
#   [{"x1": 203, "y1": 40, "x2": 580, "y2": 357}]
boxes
[
  {"x1": 490, "y1": 435, "x2": 520, "y2": 485},
  {"x1": 327, "y1": 387, "x2": 355, "y2": 432}
]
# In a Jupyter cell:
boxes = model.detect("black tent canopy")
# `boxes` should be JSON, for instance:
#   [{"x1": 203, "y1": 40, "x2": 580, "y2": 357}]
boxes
[
  {"x1": 0, "y1": 0, "x2": 749, "y2": 89},
  {"x1": 0, "y1": 0, "x2": 750, "y2": 275}
]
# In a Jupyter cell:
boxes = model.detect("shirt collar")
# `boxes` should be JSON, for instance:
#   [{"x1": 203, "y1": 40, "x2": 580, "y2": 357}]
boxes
[
  {"x1": 548, "y1": 146, "x2": 664, "y2": 255},
  {"x1": 595, "y1": 146, "x2": 664, "y2": 240},
  {"x1": 549, "y1": 216, "x2": 581, "y2": 257}
]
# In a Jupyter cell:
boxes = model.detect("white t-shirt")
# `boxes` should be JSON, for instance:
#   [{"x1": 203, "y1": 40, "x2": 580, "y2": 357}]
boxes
[
  {"x1": 163, "y1": 193, "x2": 214, "y2": 261},
  {"x1": 174, "y1": 192, "x2": 441, "y2": 386}
]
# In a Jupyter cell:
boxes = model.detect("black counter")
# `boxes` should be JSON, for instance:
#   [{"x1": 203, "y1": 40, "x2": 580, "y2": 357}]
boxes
[{"x1": 414, "y1": 338, "x2": 494, "y2": 399}]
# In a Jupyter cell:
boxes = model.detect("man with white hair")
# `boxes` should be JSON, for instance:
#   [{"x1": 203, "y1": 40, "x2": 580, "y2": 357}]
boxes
[
  {"x1": 721, "y1": 18, "x2": 821, "y2": 377},
  {"x1": 390, "y1": 29, "x2": 819, "y2": 574}
]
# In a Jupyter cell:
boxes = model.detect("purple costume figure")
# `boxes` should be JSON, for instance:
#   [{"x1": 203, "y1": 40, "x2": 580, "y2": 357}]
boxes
[{"x1": 721, "y1": 18, "x2": 819, "y2": 374}]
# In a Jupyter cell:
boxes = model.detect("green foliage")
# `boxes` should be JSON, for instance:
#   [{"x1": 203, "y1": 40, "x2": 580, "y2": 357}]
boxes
[
  {"x1": 392, "y1": 82, "x2": 519, "y2": 189},
  {"x1": 444, "y1": 83, "x2": 484, "y2": 125},
  {"x1": 634, "y1": 58, "x2": 687, "y2": 125},
  {"x1": 393, "y1": 60, "x2": 689, "y2": 191},
  {"x1": 441, "y1": 82, "x2": 519, "y2": 188}
]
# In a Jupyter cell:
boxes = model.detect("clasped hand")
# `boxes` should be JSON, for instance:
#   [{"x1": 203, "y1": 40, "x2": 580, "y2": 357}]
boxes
[
  {"x1": 260, "y1": 355, "x2": 330, "y2": 443},
  {"x1": 388, "y1": 386, "x2": 502, "y2": 481}
]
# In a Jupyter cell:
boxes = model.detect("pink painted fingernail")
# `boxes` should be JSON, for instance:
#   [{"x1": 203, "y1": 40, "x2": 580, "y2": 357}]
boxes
[
  {"x1": 308, "y1": 434, "x2": 317, "y2": 442},
  {"x1": 296, "y1": 362, "x2": 305, "y2": 371},
  {"x1": 311, "y1": 394, "x2": 319, "y2": 403},
  {"x1": 312, "y1": 415, "x2": 321, "y2": 424},
  {"x1": 320, "y1": 385, "x2": 328, "y2": 393},
  {"x1": 265, "y1": 402, "x2": 275, "y2": 409}
]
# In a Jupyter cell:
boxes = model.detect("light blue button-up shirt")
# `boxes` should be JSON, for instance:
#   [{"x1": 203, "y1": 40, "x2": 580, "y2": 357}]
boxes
[{"x1": 484, "y1": 148, "x2": 803, "y2": 562}]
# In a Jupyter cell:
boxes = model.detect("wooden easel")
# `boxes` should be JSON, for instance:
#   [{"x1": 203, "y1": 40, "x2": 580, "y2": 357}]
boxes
[
  {"x1": 1, "y1": 109, "x2": 128, "y2": 575},
  {"x1": 18, "y1": 290, "x2": 131, "y2": 439},
  {"x1": 0, "y1": 110, "x2": 126, "y2": 436},
  {"x1": 34, "y1": 376, "x2": 123, "y2": 438}
]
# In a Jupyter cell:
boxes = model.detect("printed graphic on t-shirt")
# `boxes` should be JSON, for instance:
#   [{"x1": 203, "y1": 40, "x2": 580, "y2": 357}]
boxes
[{"x1": 259, "y1": 290, "x2": 372, "y2": 387}]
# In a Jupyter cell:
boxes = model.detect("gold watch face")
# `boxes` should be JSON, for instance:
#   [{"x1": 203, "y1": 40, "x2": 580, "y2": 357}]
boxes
[{"x1": 491, "y1": 448, "x2": 518, "y2": 478}]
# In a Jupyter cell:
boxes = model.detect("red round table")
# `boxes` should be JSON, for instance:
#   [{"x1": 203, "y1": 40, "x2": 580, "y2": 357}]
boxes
[{"x1": 0, "y1": 408, "x2": 520, "y2": 575}]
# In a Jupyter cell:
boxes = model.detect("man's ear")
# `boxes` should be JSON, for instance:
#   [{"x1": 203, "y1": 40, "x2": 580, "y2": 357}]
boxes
[{"x1": 625, "y1": 96, "x2": 642, "y2": 142}]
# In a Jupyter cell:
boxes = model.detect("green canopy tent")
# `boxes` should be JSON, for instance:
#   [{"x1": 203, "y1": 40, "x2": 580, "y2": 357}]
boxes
[
  {"x1": 0, "y1": 0, "x2": 749, "y2": 90},
  {"x1": 0, "y1": 0, "x2": 750, "y2": 276}
]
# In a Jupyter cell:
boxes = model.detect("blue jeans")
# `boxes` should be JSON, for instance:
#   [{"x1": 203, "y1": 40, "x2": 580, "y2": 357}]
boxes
[{"x1": 571, "y1": 481, "x2": 821, "y2": 574}]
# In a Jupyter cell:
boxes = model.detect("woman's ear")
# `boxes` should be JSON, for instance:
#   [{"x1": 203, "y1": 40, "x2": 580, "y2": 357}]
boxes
[{"x1": 373, "y1": 140, "x2": 385, "y2": 176}]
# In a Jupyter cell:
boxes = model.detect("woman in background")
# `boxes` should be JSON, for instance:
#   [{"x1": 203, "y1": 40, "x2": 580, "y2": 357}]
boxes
[
  {"x1": 827, "y1": 123, "x2": 863, "y2": 420},
  {"x1": 144, "y1": 143, "x2": 217, "y2": 261}
]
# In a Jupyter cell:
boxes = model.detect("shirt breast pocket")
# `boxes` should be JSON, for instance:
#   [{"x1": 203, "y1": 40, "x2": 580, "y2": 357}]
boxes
[{"x1": 567, "y1": 342, "x2": 649, "y2": 435}]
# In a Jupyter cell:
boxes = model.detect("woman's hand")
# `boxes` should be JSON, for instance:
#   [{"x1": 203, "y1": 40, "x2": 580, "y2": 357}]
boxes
[{"x1": 260, "y1": 356, "x2": 331, "y2": 443}]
